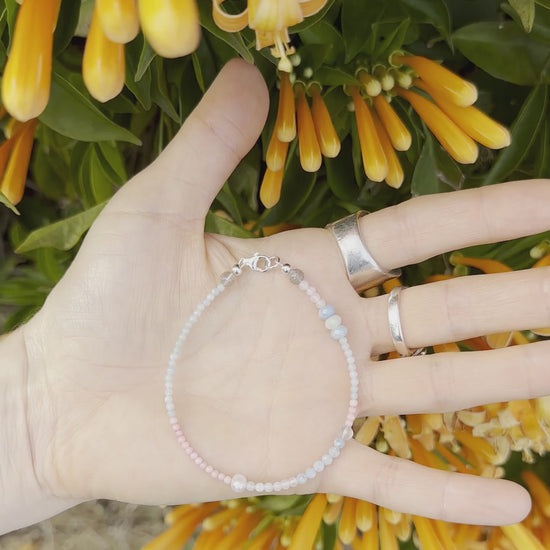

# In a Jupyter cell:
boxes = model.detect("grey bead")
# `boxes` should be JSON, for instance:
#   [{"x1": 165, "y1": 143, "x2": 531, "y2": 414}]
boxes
[{"x1": 288, "y1": 268, "x2": 304, "y2": 284}]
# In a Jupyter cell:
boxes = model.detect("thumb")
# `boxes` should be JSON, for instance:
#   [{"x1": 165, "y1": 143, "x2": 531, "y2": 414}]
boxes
[{"x1": 118, "y1": 58, "x2": 269, "y2": 227}]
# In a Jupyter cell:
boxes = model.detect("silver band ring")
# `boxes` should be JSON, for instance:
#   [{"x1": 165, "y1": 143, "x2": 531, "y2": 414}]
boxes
[
  {"x1": 388, "y1": 286, "x2": 422, "y2": 357},
  {"x1": 326, "y1": 211, "x2": 401, "y2": 293}
]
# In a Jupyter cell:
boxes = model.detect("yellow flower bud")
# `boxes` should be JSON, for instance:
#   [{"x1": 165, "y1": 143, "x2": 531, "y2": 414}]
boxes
[
  {"x1": 295, "y1": 83, "x2": 322, "y2": 172},
  {"x1": 266, "y1": 131, "x2": 290, "y2": 172},
  {"x1": 0, "y1": 119, "x2": 38, "y2": 205},
  {"x1": 395, "y1": 54, "x2": 477, "y2": 107},
  {"x1": 373, "y1": 94, "x2": 411, "y2": 151},
  {"x1": 2, "y1": 0, "x2": 58, "y2": 121},
  {"x1": 288, "y1": 494, "x2": 327, "y2": 550},
  {"x1": 373, "y1": 112, "x2": 404, "y2": 189},
  {"x1": 310, "y1": 85, "x2": 340, "y2": 158},
  {"x1": 396, "y1": 88, "x2": 478, "y2": 164},
  {"x1": 96, "y1": 0, "x2": 140, "y2": 44},
  {"x1": 275, "y1": 72, "x2": 296, "y2": 142},
  {"x1": 138, "y1": 0, "x2": 200, "y2": 58},
  {"x1": 260, "y1": 168, "x2": 284, "y2": 208},
  {"x1": 83, "y1": 6, "x2": 126, "y2": 103},
  {"x1": 350, "y1": 87, "x2": 388, "y2": 182}
]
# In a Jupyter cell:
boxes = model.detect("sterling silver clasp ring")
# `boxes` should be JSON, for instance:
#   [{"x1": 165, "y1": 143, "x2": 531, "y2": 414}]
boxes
[{"x1": 326, "y1": 211, "x2": 401, "y2": 293}]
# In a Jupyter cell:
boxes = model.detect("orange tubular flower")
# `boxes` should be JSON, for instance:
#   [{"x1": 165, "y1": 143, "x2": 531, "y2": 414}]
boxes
[
  {"x1": 83, "y1": 6, "x2": 126, "y2": 103},
  {"x1": 394, "y1": 54, "x2": 478, "y2": 107},
  {"x1": 295, "y1": 83, "x2": 322, "y2": 172},
  {"x1": 137, "y1": 0, "x2": 200, "y2": 58},
  {"x1": 373, "y1": 112, "x2": 404, "y2": 189},
  {"x1": 395, "y1": 87, "x2": 478, "y2": 164},
  {"x1": 1, "y1": 0, "x2": 58, "y2": 121},
  {"x1": 310, "y1": 84, "x2": 341, "y2": 158},
  {"x1": 414, "y1": 79, "x2": 510, "y2": 150},
  {"x1": 266, "y1": 133, "x2": 289, "y2": 172},
  {"x1": 259, "y1": 167, "x2": 284, "y2": 208},
  {"x1": 373, "y1": 94, "x2": 411, "y2": 151},
  {"x1": 0, "y1": 119, "x2": 38, "y2": 205},
  {"x1": 276, "y1": 72, "x2": 297, "y2": 142},
  {"x1": 350, "y1": 87, "x2": 388, "y2": 182},
  {"x1": 96, "y1": 0, "x2": 140, "y2": 44},
  {"x1": 214, "y1": 0, "x2": 327, "y2": 69},
  {"x1": 287, "y1": 494, "x2": 327, "y2": 550}
]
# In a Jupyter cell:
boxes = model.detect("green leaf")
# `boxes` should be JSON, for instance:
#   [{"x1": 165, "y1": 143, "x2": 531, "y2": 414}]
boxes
[
  {"x1": 535, "y1": 0, "x2": 550, "y2": 7},
  {"x1": 205, "y1": 211, "x2": 254, "y2": 238},
  {"x1": 260, "y1": 146, "x2": 317, "y2": 226},
  {"x1": 453, "y1": 21, "x2": 550, "y2": 85},
  {"x1": 5, "y1": 0, "x2": 17, "y2": 48},
  {"x1": 151, "y1": 57, "x2": 180, "y2": 123},
  {"x1": 53, "y1": 0, "x2": 82, "y2": 54},
  {"x1": 197, "y1": 0, "x2": 253, "y2": 63},
  {"x1": 16, "y1": 202, "x2": 108, "y2": 253},
  {"x1": 372, "y1": 18, "x2": 411, "y2": 60},
  {"x1": 290, "y1": 0, "x2": 337, "y2": 33},
  {"x1": 482, "y1": 84, "x2": 548, "y2": 185},
  {"x1": 299, "y1": 21, "x2": 344, "y2": 66},
  {"x1": 341, "y1": 0, "x2": 384, "y2": 61},
  {"x1": 88, "y1": 146, "x2": 115, "y2": 203},
  {"x1": 313, "y1": 66, "x2": 358, "y2": 86},
  {"x1": 40, "y1": 72, "x2": 141, "y2": 144},
  {"x1": 400, "y1": 0, "x2": 452, "y2": 42},
  {"x1": 125, "y1": 35, "x2": 153, "y2": 109},
  {"x1": 325, "y1": 138, "x2": 360, "y2": 201},
  {"x1": 0, "y1": 190, "x2": 20, "y2": 214},
  {"x1": 411, "y1": 133, "x2": 464, "y2": 195},
  {"x1": 535, "y1": 118, "x2": 550, "y2": 177},
  {"x1": 135, "y1": 39, "x2": 156, "y2": 81},
  {"x1": 508, "y1": 0, "x2": 536, "y2": 32}
]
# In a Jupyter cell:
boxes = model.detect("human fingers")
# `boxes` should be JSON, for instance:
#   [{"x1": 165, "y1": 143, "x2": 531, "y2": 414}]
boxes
[
  {"x1": 319, "y1": 440, "x2": 531, "y2": 525},
  {"x1": 364, "y1": 267, "x2": 550, "y2": 355},
  {"x1": 357, "y1": 340, "x2": 550, "y2": 416},
  {"x1": 353, "y1": 179, "x2": 550, "y2": 272},
  {"x1": 110, "y1": 58, "x2": 269, "y2": 228}
]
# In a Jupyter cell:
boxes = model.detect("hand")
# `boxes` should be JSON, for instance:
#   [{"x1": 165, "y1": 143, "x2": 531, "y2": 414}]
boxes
[{"x1": 19, "y1": 59, "x2": 550, "y2": 529}]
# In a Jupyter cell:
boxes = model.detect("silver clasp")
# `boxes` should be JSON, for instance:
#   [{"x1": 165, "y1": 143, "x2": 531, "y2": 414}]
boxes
[{"x1": 238, "y1": 253, "x2": 280, "y2": 272}]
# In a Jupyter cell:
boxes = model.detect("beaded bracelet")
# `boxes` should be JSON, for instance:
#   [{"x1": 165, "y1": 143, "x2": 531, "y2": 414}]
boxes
[{"x1": 165, "y1": 253, "x2": 359, "y2": 494}]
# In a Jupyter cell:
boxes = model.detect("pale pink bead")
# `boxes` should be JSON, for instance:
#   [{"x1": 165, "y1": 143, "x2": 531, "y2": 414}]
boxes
[
  {"x1": 185, "y1": 447, "x2": 193, "y2": 455},
  {"x1": 169, "y1": 418, "x2": 178, "y2": 424},
  {"x1": 177, "y1": 436, "x2": 186, "y2": 445},
  {"x1": 224, "y1": 476, "x2": 232, "y2": 484},
  {"x1": 350, "y1": 399, "x2": 358, "y2": 407},
  {"x1": 181, "y1": 441, "x2": 190, "y2": 449},
  {"x1": 190, "y1": 452, "x2": 198, "y2": 460},
  {"x1": 205, "y1": 465, "x2": 213, "y2": 474},
  {"x1": 211, "y1": 470, "x2": 219, "y2": 479},
  {"x1": 347, "y1": 413, "x2": 355, "y2": 423},
  {"x1": 195, "y1": 457, "x2": 203, "y2": 465},
  {"x1": 200, "y1": 462, "x2": 207, "y2": 470},
  {"x1": 171, "y1": 423, "x2": 180, "y2": 432},
  {"x1": 217, "y1": 473, "x2": 225, "y2": 481}
]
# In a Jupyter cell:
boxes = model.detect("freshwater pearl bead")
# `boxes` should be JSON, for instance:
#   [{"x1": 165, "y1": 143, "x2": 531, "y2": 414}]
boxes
[{"x1": 166, "y1": 254, "x2": 359, "y2": 494}]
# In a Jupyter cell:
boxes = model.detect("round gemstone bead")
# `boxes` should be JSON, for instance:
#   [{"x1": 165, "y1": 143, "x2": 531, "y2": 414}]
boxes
[
  {"x1": 264, "y1": 482, "x2": 274, "y2": 493},
  {"x1": 297, "y1": 473, "x2": 308, "y2": 484},
  {"x1": 289, "y1": 268, "x2": 304, "y2": 284},
  {"x1": 331, "y1": 325, "x2": 348, "y2": 340},
  {"x1": 231, "y1": 474, "x2": 247, "y2": 493},
  {"x1": 325, "y1": 314, "x2": 342, "y2": 330},
  {"x1": 314, "y1": 460, "x2": 325, "y2": 472},
  {"x1": 255, "y1": 482, "x2": 265, "y2": 492},
  {"x1": 319, "y1": 305, "x2": 335, "y2": 320},
  {"x1": 322, "y1": 454, "x2": 333, "y2": 466},
  {"x1": 328, "y1": 446, "x2": 340, "y2": 458},
  {"x1": 334, "y1": 438, "x2": 345, "y2": 449},
  {"x1": 342, "y1": 426, "x2": 354, "y2": 440}
]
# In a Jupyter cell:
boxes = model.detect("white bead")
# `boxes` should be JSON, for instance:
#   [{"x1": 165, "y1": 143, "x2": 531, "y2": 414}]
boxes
[
  {"x1": 322, "y1": 454, "x2": 333, "y2": 466},
  {"x1": 298, "y1": 280, "x2": 308, "y2": 291},
  {"x1": 334, "y1": 438, "x2": 345, "y2": 449},
  {"x1": 342, "y1": 426, "x2": 354, "y2": 440},
  {"x1": 282, "y1": 480, "x2": 291, "y2": 490},
  {"x1": 264, "y1": 483, "x2": 274, "y2": 492},
  {"x1": 246, "y1": 481, "x2": 255, "y2": 491},
  {"x1": 297, "y1": 473, "x2": 308, "y2": 484},
  {"x1": 255, "y1": 482, "x2": 265, "y2": 492},
  {"x1": 325, "y1": 315, "x2": 342, "y2": 330},
  {"x1": 273, "y1": 482, "x2": 282, "y2": 492},
  {"x1": 331, "y1": 326, "x2": 348, "y2": 340},
  {"x1": 313, "y1": 461, "x2": 325, "y2": 472},
  {"x1": 231, "y1": 474, "x2": 247, "y2": 493},
  {"x1": 289, "y1": 478, "x2": 298, "y2": 488},
  {"x1": 316, "y1": 299, "x2": 326, "y2": 309},
  {"x1": 306, "y1": 468, "x2": 317, "y2": 479},
  {"x1": 306, "y1": 286, "x2": 316, "y2": 296},
  {"x1": 328, "y1": 446, "x2": 340, "y2": 458}
]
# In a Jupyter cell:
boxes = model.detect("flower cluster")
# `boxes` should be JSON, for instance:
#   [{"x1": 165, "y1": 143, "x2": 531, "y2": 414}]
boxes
[
  {"x1": 260, "y1": 54, "x2": 511, "y2": 208},
  {"x1": 2, "y1": 0, "x2": 202, "y2": 121}
]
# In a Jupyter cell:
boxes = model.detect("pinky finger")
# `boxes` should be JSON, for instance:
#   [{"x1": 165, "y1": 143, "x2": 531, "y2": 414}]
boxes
[{"x1": 319, "y1": 440, "x2": 531, "y2": 526}]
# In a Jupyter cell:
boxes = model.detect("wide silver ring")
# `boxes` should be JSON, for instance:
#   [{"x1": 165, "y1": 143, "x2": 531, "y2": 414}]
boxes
[
  {"x1": 388, "y1": 286, "x2": 424, "y2": 357},
  {"x1": 326, "y1": 211, "x2": 401, "y2": 293}
]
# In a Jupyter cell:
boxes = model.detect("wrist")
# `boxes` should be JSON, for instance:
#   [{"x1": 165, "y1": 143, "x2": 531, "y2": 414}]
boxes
[{"x1": 0, "y1": 326, "x2": 81, "y2": 535}]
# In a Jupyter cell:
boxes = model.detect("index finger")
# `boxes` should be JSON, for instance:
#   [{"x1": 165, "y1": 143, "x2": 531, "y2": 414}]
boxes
[{"x1": 356, "y1": 179, "x2": 550, "y2": 271}]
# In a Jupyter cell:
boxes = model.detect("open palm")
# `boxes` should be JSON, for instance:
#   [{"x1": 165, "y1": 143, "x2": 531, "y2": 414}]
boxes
[{"x1": 23, "y1": 60, "x2": 550, "y2": 527}]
